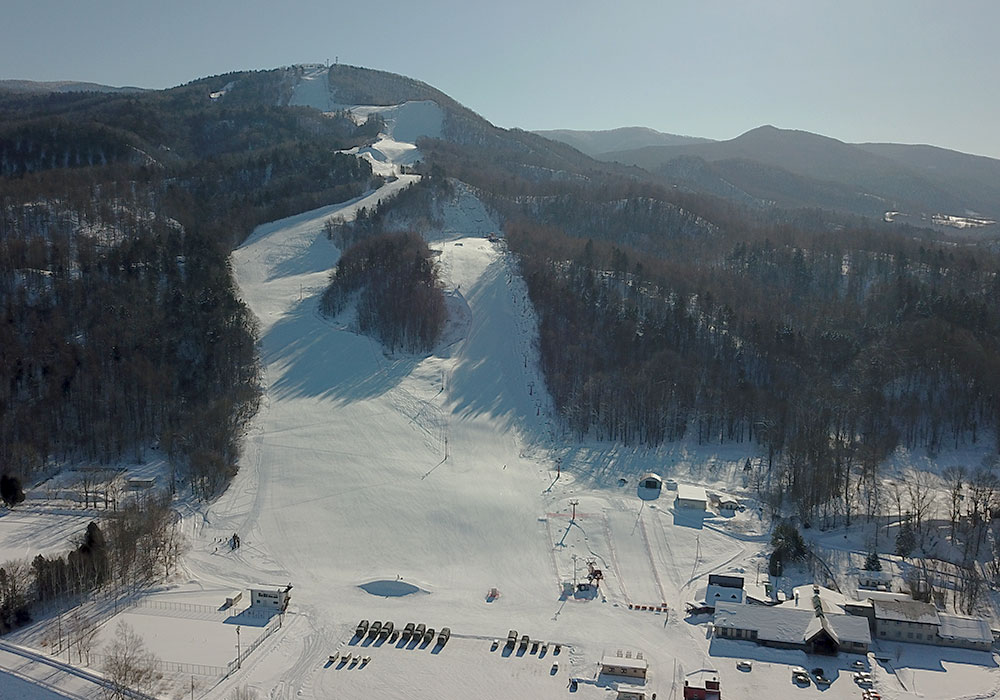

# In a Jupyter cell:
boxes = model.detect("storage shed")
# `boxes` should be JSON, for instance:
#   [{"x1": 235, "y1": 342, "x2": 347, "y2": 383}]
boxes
[
  {"x1": 641, "y1": 473, "x2": 663, "y2": 490},
  {"x1": 676, "y1": 484, "x2": 708, "y2": 510},
  {"x1": 250, "y1": 585, "x2": 291, "y2": 611},
  {"x1": 684, "y1": 669, "x2": 721, "y2": 700},
  {"x1": 857, "y1": 568, "x2": 892, "y2": 590},
  {"x1": 600, "y1": 651, "x2": 648, "y2": 679}
]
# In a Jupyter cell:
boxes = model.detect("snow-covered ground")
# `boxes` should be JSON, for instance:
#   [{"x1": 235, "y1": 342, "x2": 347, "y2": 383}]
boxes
[{"x1": 3, "y1": 67, "x2": 998, "y2": 700}]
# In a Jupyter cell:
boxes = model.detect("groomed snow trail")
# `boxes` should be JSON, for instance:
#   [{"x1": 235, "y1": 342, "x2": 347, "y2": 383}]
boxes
[{"x1": 187, "y1": 89, "x2": 590, "y2": 698}]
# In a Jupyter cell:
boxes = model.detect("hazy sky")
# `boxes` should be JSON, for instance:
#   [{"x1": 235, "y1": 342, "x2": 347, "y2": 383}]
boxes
[{"x1": 3, "y1": 0, "x2": 998, "y2": 158}]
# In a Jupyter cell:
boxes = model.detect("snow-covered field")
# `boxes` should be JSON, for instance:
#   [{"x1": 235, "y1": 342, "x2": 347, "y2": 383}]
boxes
[{"x1": 3, "y1": 66, "x2": 998, "y2": 700}]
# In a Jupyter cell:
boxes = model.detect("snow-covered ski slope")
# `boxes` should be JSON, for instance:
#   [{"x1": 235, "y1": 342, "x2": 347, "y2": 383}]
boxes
[
  {"x1": 180, "y1": 69, "x2": 1000, "y2": 700},
  {"x1": 193, "y1": 74, "x2": 618, "y2": 698}
]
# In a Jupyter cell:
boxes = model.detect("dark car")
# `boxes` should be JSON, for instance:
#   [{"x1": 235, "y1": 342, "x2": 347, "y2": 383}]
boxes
[
  {"x1": 356, "y1": 619, "x2": 369, "y2": 638},
  {"x1": 438, "y1": 627, "x2": 451, "y2": 646},
  {"x1": 380, "y1": 621, "x2": 393, "y2": 638},
  {"x1": 369, "y1": 620, "x2": 382, "y2": 637},
  {"x1": 402, "y1": 622, "x2": 415, "y2": 639}
]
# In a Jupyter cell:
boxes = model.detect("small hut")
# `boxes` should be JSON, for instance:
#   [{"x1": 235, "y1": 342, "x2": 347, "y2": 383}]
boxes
[{"x1": 641, "y1": 473, "x2": 663, "y2": 490}]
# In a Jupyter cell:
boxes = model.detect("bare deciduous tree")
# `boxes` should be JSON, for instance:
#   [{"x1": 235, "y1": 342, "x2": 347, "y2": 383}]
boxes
[
  {"x1": 102, "y1": 621, "x2": 160, "y2": 699},
  {"x1": 943, "y1": 465, "x2": 966, "y2": 543},
  {"x1": 230, "y1": 685, "x2": 259, "y2": 700},
  {"x1": 69, "y1": 610, "x2": 98, "y2": 665},
  {"x1": 905, "y1": 472, "x2": 936, "y2": 547}
]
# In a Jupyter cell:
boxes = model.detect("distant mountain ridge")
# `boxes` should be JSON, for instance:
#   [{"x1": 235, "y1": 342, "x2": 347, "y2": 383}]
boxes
[
  {"x1": 590, "y1": 124, "x2": 1000, "y2": 223},
  {"x1": 533, "y1": 126, "x2": 713, "y2": 156},
  {"x1": 0, "y1": 79, "x2": 145, "y2": 94}
]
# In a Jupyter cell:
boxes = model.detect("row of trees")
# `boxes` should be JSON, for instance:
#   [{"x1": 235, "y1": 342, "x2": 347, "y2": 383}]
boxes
[{"x1": 0, "y1": 494, "x2": 183, "y2": 633}]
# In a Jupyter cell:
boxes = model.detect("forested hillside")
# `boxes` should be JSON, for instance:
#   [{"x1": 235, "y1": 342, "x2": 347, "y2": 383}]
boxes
[
  {"x1": 4, "y1": 61, "x2": 999, "y2": 524},
  {"x1": 0, "y1": 69, "x2": 380, "y2": 495},
  {"x1": 502, "y1": 199, "x2": 1000, "y2": 519},
  {"x1": 409, "y1": 106, "x2": 1000, "y2": 521}
]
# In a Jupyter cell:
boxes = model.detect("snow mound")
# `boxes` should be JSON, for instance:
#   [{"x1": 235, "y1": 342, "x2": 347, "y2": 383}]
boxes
[{"x1": 358, "y1": 579, "x2": 429, "y2": 597}]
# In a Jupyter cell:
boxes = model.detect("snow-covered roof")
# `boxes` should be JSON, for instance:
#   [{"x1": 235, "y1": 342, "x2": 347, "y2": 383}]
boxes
[
  {"x1": 600, "y1": 653, "x2": 648, "y2": 671},
  {"x1": 642, "y1": 473, "x2": 662, "y2": 483},
  {"x1": 685, "y1": 668, "x2": 720, "y2": 692},
  {"x1": 827, "y1": 615, "x2": 871, "y2": 645},
  {"x1": 851, "y1": 590, "x2": 914, "y2": 606},
  {"x1": 873, "y1": 599, "x2": 940, "y2": 625},
  {"x1": 790, "y1": 584, "x2": 847, "y2": 614},
  {"x1": 706, "y1": 584, "x2": 745, "y2": 605},
  {"x1": 857, "y1": 569, "x2": 893, "y2": 583},
  {"x1": 676, "y1": 484, "x2": 707, "y2": 502},
  {"x1": 714, "y1": 602, "x2": 871, "y2": 646},
  {"x1": 938, "y1": 614, "x2": 994, "y2": 644}
]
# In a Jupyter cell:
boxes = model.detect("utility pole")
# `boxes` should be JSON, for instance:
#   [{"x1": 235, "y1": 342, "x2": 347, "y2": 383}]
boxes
[
  {"x1": 570, "y1": 499, "x2": 579, "y2": 522},
  {"x1": 236, "y1": 626, "x2": 241, "y2": 669},
  {"x1": 572, "y1": 554, "x2": 578, "y2": 587}
]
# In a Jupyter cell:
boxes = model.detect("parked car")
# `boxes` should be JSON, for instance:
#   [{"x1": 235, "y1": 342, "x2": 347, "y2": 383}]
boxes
[
  {"x1": 413, "y1": 623, "x2": 426, "y2": 641},
  {"x1": 355, "y1": 620, "x2": 369, "y2": 638},
  {"x1": 369, "y1": 621, "x2": 382, "y2": 637},
  {"x1": 402, "y1": 622, "x2": 415, "y2": 639},
  {"x1": 736, "y1": 659, "x2": 752, "y2": 671},
  {"x1": 520, "y1": 634, "x2": 530, "y2": 649},
  {"x1": 491, "y1": 639, "x2": 499, "y2": 651},
  {"x1": 507, "y1": 630, "x2": 518, "y2": 648},
  {"x1": 380, "y1": 621, "x2": 393, "y2": 638},
  {"x1": 438, "y1": 627, "x2": 451, "y2": 646},
  {"x1": 423, "y1": 627, "x2": 435, "y2": 643}
]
